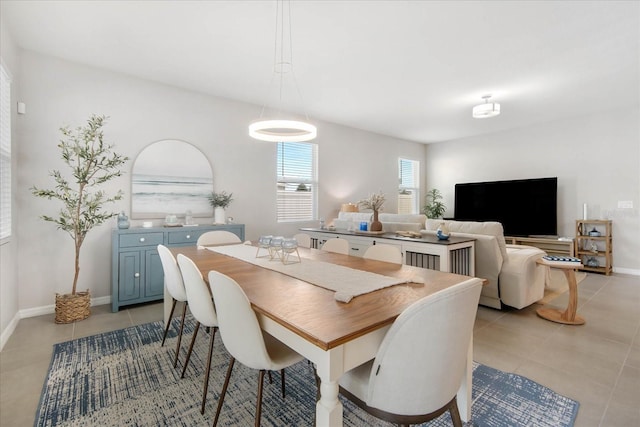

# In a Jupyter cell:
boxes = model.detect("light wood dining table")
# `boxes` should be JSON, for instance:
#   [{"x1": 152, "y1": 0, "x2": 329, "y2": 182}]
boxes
[{"x1": 168, "y1": 244, "x2": 477, "y2": 426}]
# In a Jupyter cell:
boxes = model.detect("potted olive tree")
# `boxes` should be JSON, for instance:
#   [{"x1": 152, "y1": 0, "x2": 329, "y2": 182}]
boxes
[
  {"x1": 209, "y1": 190, "x2": 233, "y2": 224},
  {"x1": 31, "y1": 115, "x2": 128, "y2": 323}
]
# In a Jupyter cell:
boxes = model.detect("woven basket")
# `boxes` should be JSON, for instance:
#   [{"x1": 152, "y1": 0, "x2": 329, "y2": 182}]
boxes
[{"x1": 55, "y1": 290, "x2": 91, "y2": 324}]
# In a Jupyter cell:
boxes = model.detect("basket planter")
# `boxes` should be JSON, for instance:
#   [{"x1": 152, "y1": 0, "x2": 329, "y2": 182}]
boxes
[{"x1": 55, "y1": 291, "x2": 91, "y2": 324}]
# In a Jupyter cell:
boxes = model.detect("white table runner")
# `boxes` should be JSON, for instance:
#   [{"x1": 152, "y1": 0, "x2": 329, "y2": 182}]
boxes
[{"x1": 207, "y1": 244, "x2": 416, "y2": 302}]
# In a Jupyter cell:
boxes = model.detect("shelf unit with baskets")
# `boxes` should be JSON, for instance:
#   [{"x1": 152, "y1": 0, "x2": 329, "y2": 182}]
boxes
[{"x1": 575, "y1": 219, "x2": 612, "y2": 275}]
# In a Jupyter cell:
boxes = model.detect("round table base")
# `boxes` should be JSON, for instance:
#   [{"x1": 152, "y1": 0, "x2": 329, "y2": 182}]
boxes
[{"x1": 536, "y1": 307, "x2": 585, "y2": 325}]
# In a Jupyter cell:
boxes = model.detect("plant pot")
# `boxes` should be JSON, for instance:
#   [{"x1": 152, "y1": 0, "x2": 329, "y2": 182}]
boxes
[
  {"x1": 214, "y1": 207, "x2": 226, "y2": 224},
  {"x1": 55, "y1": 290, "x2": 91, "y2": 324}
]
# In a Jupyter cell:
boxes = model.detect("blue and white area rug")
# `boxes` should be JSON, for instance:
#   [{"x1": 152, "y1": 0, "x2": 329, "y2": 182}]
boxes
[{"x1": 35, "y1": 319, "x2": 579, "y2": 426}]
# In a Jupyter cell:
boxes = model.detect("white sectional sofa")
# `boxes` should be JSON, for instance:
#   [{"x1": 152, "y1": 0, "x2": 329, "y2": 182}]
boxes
[{"x1": 423, "y1": 219, "x2": 546, "y2": 309}]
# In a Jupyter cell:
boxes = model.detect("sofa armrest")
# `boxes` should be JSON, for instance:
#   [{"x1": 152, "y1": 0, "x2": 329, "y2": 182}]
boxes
[{"x1": 499, "y1": 246, "x2": 546, "y2": 309}]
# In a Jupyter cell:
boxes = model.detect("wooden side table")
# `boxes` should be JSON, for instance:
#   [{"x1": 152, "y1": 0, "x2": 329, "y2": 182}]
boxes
[{"x1": 536, "y1": 258, "x2": 585, "y2": 325}]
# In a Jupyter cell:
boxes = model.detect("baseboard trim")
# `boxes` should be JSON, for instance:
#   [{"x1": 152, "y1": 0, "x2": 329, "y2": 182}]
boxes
[
  {"x1": 613, "y1": 267, "x2": 640, "y2": 276},
  {"x1": 0, "y1": 295, "x2": 112, "y2": 351},
  {"x1": 0, "y1": 312, "x2": 20, "y2": 352}
]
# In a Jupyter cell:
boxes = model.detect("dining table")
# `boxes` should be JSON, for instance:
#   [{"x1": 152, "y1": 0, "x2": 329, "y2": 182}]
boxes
[{"x1": 167, "y1": 244, "x2": 477, "y2": 426}]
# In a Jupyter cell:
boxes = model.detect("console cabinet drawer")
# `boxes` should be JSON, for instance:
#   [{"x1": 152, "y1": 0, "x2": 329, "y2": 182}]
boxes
[
  {"x1": 119, "y1": 232, "x2": 164, "y2": 248},
  {"x1": 167, "y1": 229, "x2": 202, "y2": 245}
]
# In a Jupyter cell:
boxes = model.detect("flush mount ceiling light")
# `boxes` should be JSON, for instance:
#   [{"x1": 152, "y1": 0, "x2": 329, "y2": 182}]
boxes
[
  {"x1": 249, "y1": 0, "x2": 317, "y2": 142},
  {"x1": 472, "y1": 95, "x2": 501, "y2": 119}
]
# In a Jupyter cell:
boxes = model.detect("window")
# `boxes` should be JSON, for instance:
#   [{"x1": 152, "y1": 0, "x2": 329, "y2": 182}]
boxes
[
  {"x1": 398, "y1": 158, "x2": 420, "y2": 214},
  {"x1": 277, "y1": 141, "x2": 317, "y2": 222},
  {"x1": 0, "y1": 62, "x2": 11, "y2": 241}
]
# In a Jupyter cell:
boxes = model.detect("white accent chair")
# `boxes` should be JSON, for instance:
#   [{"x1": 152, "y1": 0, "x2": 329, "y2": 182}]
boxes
[
  {"x1": 176, "y1": 254, "x2": 219, "y2": 415},
  {"x1": 196, "y1": 230, "x2": 241, "y2": 247},
  {"x1": 208, "y1": 270, "x2": 304, "y2": 427},
  {"x1": 338, "y1": 278, "x2": 482, "y2": 427},
  {"x1": 158, "y1": 245, "x2": 189, "y2": 369},
  {"x1": 363, "y1": 244, "x2": 403, "y2": 264},
  {"x1": 293, "y1": 232, "x2": 311, "y2": 248},
  {"x1": 321, "y1": 237, "x2": 349, "y2": 255}
]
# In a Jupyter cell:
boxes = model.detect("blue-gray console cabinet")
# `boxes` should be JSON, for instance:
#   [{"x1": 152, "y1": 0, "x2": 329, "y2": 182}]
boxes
[{"x1": 111, "y1": 224, "x2": 245, "y2": 312}]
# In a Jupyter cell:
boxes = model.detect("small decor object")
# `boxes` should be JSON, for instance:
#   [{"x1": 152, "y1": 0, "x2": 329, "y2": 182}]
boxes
[
  {"x1": 281, "y1": 238, "x2": 301, "y2": 264},
  {"x1": 209, "y1": 190, "x2": 233, "y2": 224},
  {"x1": 164, "y1": 214, "x2": 181, "y2": 227},
  {"x1": 117, "y1": 211, "x2": 130, "y2": 229},
  {"x1": 588, "y1": 227, "x2": 601, "y2": 237},
  {"x1": 31, "y1": 115, "x2": 129, "y2": 323},
  {"x1": 256, "y1": 235, "x2": 273, "y2": 258},
  {"x1": 423, "y1": 188, "x2": 446, "y2": 219},
  {"x1": 358, "y1": 191, "x2": 385, "y2": 232},
  {"x1": 586, "y1": 257, "x2": 599, "y2": 267},
  {"x1": 436, "y1": 222, "x2": 450, "y2": 240}
]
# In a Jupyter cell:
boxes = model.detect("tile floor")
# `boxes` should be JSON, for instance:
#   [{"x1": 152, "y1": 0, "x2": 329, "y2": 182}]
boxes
[{"x1": 1, "y1": 272, "x2": 638, "y2": 426}]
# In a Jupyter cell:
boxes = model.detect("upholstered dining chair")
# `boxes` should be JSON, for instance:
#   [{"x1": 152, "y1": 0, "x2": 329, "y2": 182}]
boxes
[
  {"x1": 208, "y1": 270, "x2": 305, "y2": 427},
  {"x1": 176, "y1": 254, "x2": 219, "y2": 415},
  {"x1": 157, "y1": 244, "x2": 188, "y2": 369},
  {"x1": 363, "y1": 244, "x2": 403, "y2": 264},
  {"x1": 293, "y1": 232, "x2": 312, "y2": 248},
  {"x1": 338, "y1": 277, "x2": 483, "y2": 427},
  {"x1": 321, "y1": 237, "x2": 349, "y2": 255},
  {"x1": 196, "y1": 230, "x2": 241, "y2": 247}
]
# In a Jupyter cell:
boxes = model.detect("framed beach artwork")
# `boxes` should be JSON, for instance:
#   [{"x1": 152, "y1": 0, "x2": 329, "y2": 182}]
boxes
[{"x1": 131, "y1": 140, "x2": 213, "y2": 219}]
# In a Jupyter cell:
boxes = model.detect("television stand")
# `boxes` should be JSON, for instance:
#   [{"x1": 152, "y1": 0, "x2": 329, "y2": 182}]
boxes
[{"x1": 505, "y1": 235, "x2": 574, "y2": 257}]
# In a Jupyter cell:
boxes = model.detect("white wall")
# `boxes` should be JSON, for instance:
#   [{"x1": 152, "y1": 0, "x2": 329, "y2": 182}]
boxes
[
  {"x1": 12, "y1": 50, "x2": 426, "y2": 314},
  {"x1": 425, "y1": 108, "x2": 640, "y2": 273}
]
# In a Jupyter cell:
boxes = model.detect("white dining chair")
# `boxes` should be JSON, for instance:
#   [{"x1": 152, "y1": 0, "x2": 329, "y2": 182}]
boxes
[
  {"x1": 208, "y1": 270, "x2": 305, "y2": 427},
  {"x1": 293, "y1": 233, "x2": 311, "y2": 248},
  {"x1": 157, "y1": 244, "x2": 188, "y2": 369},
  {"x1": 363, "y1": 244, "x2": 403, "y2": 264},
  {"x1": 176, "y1": 254, "x2": 219, "y2": 415},
  {"x1": 196, "y1": 230, "x2": 241, "y2": 247},
  {"x1": 338, "y1": 277, "x2": 482, "y2": 427},
  {"x1": 321, "y1": 237, "x2": 349, "y2": 255}
]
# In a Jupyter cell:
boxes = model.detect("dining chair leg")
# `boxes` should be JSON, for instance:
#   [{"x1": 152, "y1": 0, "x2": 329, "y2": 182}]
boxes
[
  {"x1": 449, "y1": 397, "x2": 462, "y2": 427},
  {"x1": 200, "y1": 327, "x2": 217, "y2": 414},
  {"x1": 213, "y1": 357, "x2": 236, "y2": 427},
  {"x1": 161, "y1": 298, "x2": 177, "y2": 347},
  {"x1": 280, "y1": 368, "x2": 285, "y2": 399},
  {"x1": 181, "y1": 322, "x2": 201, "y2": 378},
  {"x1": 173, "y1": 301, "x2": 188, "y2": 368},
  {"x1": 268, "y1": 370, "x2": 273, "y2": 383},
  {"x1": 255, "y1": 370, "x2": 266, "y2": 427}
]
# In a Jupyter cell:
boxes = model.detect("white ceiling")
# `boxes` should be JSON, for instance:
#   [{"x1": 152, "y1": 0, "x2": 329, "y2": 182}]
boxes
[{"x1": 2, "y1": 0, "x2": 638, "y2": 144}]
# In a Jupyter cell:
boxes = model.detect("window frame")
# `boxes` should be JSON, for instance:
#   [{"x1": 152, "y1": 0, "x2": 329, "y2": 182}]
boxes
[
  {"x1": 276, "y1": 141, "x2": 318, "y2": 223},
  {"x1": 398, "y1": 158, "x2": 420, "y2": 214},
  {"x1": 0, "y1": 60, "x2": 12, "y2": 244}
]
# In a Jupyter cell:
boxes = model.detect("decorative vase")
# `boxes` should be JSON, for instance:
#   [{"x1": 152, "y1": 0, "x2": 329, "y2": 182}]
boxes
[
  {"x1": 370, "y1": 210, "x2": 383, "y2": 232},
  {"x1": 436, "y1": 222, "x2": 450, "y2": 240},
  {"x1": 117, "y1": 211, "x2": 129, "y2": 229},
  {"x1": 214, "y1": 207, "x2": 226, "y2": 224}
]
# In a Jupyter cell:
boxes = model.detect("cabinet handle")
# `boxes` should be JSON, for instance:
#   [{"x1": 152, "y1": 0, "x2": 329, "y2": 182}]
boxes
[
  {"x1": 351, "y1": 247, "x2": 359, "y2": 251},
  {"x1": 186, "y1": 235, "x2": 191, "y2": 239},
  {"x1": 134, "y1": 272, "x2": 140, "y2": 278},
  {"x1": 139, "y1": 237, "x2": 145, "y2": 242}
]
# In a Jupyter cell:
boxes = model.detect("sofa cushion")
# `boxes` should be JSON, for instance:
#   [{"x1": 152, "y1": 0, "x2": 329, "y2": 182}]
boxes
[
  {"x1": 500, "y1": 245, "x2": 546, "y2": 309},
  {"x1": 425, "y1": 219, "x2": 508, "y2": 260}
]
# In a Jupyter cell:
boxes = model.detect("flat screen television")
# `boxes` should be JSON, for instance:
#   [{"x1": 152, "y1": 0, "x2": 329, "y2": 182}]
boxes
[{"x1": 454, "y1": 177, "x2": 557, "y2": 237}]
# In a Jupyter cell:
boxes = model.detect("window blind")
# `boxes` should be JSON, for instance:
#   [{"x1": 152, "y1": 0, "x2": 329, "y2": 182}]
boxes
[
  {"x1": 277, "y1": 141, "x2": 317, "y2": 222},
  {"x1": 398, "y1": 158, "x2": 420, "y2": 214},
  {"x1": 0, "y1": 63, "x2": 11, "y2": 241}
]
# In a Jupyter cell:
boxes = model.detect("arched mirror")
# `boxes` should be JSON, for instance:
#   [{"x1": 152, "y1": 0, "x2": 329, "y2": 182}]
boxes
[{"x1": 131, "y1": 140, "x2": 213, "y2": 219}]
